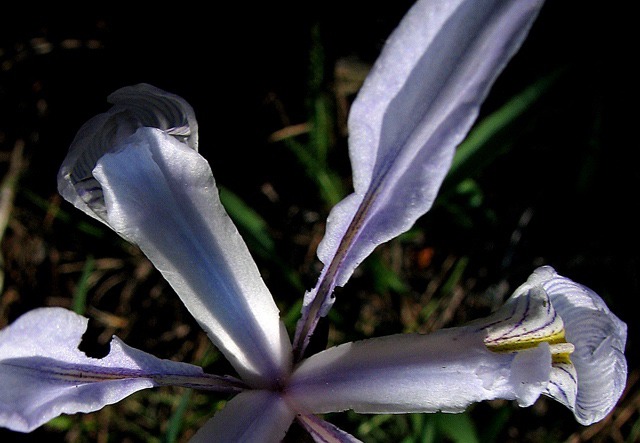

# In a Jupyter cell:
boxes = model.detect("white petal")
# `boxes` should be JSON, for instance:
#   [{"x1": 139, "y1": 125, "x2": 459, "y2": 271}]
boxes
[
  {"x1": 529, "y1": 266, "x2": 628, "y2": 425},
  {"x1": 92, "y1": 127, "x2": 291, "y2": 386},
  {"x1": 295, "y1": 0, "x2": 546, "y2": 354},
  {"x1": 0, "y1": 308, "x2": 234, "y2": 432},
  {"x1": 546, "y1": 362, "x2": 578, "y2": 413},
  {"x1": 510, "y1": 342, "x2": 552, "y2": 407},
  {"x1": 319, "y1": 0, "x2": 546, "y2": 288},
  {"x1": 191, "y1": 390, "x2": 295, "y2": 443},
  {"x1": 58, "y1": 83, "x2": 198, "y2": 224},
  {"x1": 287, "y1": 326, "x2": 550, "y2": 415}
]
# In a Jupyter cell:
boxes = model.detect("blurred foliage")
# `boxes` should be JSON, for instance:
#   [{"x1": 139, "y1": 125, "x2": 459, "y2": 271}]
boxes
[{"x1": 1, "y1": 2, "x2": 638, "y2": 442}]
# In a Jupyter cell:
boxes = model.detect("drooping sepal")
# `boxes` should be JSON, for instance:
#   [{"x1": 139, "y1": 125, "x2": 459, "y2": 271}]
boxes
[
  {"x1": 287, "y1": 322, "x2": 552, "y2": 415},
  {"x1": 0, "y1": 308, "x2": 243, "y2": 433},
  {"x1": 288, "y1": 267, "x2": 627, "y2": 426}
]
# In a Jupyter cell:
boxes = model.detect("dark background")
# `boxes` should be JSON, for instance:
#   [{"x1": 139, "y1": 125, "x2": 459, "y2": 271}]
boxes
[{"x1": 1, "y1": 1, "x2": 637, "y2": 442}]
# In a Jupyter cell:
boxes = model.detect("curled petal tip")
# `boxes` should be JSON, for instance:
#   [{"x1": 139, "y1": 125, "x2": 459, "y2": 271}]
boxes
[
  {"x1": 57, "y1": 84, "x2": 292, "y2": 386},
  {"x1": 107, "y1": 83, "x2": 198, "y2": 151},
  {"x1": 289, "y1": 267, "x2": 627, "y2": 427},
  {"x1": 529, "y1": 267, "x2": 628, "y2": 425},
  {"x1": 57, "y1": 83, "x2": 198, "y2": 224}
]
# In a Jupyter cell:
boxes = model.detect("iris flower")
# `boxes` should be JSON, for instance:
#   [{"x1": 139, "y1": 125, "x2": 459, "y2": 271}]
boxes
[{"x1": 0, "y1": 0, "x2": 627, "y2": 441}]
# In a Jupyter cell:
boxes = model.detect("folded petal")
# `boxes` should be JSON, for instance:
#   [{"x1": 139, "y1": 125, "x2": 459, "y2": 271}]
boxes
[
  {"x1": 525, "y1": 266, "x2": 628, "y2": 425},
  {"x1": 58, "y1": 85, "x2": 292, "y2": 387},
  {"x1": 295, "y1": 0, "x2": 546, "y2": 354},
  {"x1": 190, "y1": 390, "x2": 296, "y2": 443},
  {"x1": 0, "y1": 308, "x2": 242, "y2": 433},
  {"x1": 59, "y1": 83, "x2": 198, "y2": 224}
]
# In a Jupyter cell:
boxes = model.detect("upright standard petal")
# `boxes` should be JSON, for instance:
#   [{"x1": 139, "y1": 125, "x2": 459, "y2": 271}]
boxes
[
  {"x1": 524, "y1": 267, "x2": 628, "y2": 425},
  {"x1": 294, "y1": 0, "x2": 546, "y2": 354},
  {"x1": 190, "y1": 390, "x2": 296, "y2": 443},
  {"x1": 0, "y1": 308, "x2": 243, "y2": 433},
  {"x1": 58, "y1": 85, "x2": 292, "y2": 387}
]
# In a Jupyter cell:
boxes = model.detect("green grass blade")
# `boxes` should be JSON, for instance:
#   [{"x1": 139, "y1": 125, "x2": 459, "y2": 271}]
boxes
[
  {"x1": 219, "y1": 186, "x2": 275, "y2": 255},
  {"x1": 281, "y1": 137, "x2": 345, "y2": 206},
  {"x1": 72, "y1": 255, "x2": 95, "y2": 315},
  {"x1": 444, "y1": 70, "x2": 562, "y2": 189},
  {"x1": 20, "y1": 188, "x2": 106, "y2": 238},
  {"x1": 219, "y1": 186, "x2": 304, "y2": 292},
  {"x1": 162, "y1": 389, "x2": 192, "y2": 443},
  {"x1": 435, "y1": 413, "x2": 479, "y2": 443}
]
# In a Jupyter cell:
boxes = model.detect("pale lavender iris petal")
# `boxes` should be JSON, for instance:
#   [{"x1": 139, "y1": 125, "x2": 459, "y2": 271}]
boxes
[
  {"x1": 295, "y1": 0, "x2": 546, "y2": 354},
  {"x1": 0, "y1": 308, "x2": 242, "y2": 433},
  {"x1": 58, "y1": 83, "x2": 198, "y2": 224},
  {"x1": 91, "y1": 127, "x2": 291, "y2": 387},
  {"x1": 190, "y1": 390, "x2": 295, "y2": 443},
  {"x1": 527, "y1": 266, "x2": 628, "y2": 425},
  {"x1": 296, "y1": 413, "x2": 364, "y2": 443},
  {"x1": 287, "y1": 327, "x2": 551, "y2": 415}
]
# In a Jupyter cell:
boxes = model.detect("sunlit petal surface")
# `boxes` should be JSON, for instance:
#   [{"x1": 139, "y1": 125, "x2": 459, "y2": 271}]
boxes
[
  {"x1": 287, "y1": 327, "x2": 551, "y2": 414},
  {"x1": 190, "y1": 390, "x2": 295, "y2": 443},
  {"x1": 295, "y1": 0, "x2": 546, "y2": 354},
  {"x1": 91, "y1": 127, "x2": 291, "y2": 386},
  {"x1": 57, "y1": 85, "x2": 291, "y2": 386},
  {"x1": 0, "y1": 308, "x2": 241, "y2": 432},
  {"x1": 289, "y1": 268, "x2": 627, "y2": 421}
]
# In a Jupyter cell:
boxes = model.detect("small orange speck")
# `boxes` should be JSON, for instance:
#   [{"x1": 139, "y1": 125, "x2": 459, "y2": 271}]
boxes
[{"x1": 417, "y1": 247, "x2": 435, "y2": 269}]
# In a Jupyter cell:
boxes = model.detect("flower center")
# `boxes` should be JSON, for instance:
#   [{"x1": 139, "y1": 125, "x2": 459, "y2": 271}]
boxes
[{"x1": 480, "y1": 286, "x2": 575, "y2": 365}]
